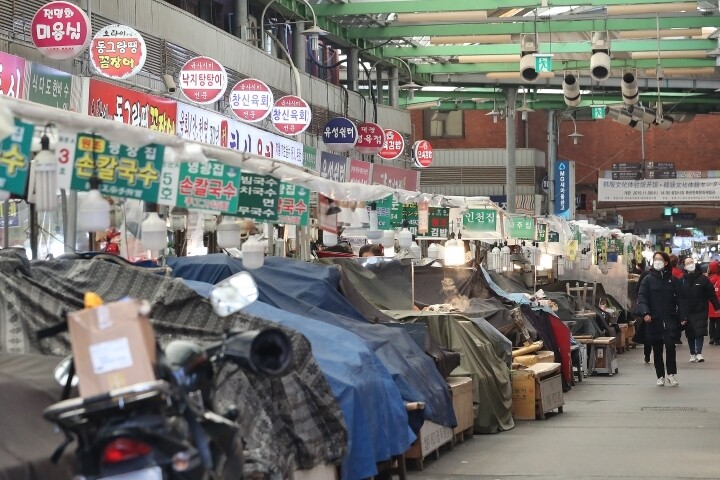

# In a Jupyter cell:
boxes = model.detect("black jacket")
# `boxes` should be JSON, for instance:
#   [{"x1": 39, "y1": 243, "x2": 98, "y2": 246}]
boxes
[
  {"x1": 637, "y1": 268, "x2": 687, "y2": 344},
  {"x1": 680, "y1": 270, "x2": 720, "y2": 337}
]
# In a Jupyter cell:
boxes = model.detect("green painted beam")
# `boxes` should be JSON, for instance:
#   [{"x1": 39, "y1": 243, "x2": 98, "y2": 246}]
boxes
[
  {"x1": 409, "y1": 90, "x2": 707, "y2": 101},
  {"x1": 383, "y1": 39, "x2": 716, "y2": 57},
  {"x1": 415, "y1": 58, "x2": 716, "y2": 73},
  {"x1": 345, "y1": 16, "x2": 718, "y2": 39},
  {"x1": 315, "y1": 0, "x2": 686, "y2": 16}
]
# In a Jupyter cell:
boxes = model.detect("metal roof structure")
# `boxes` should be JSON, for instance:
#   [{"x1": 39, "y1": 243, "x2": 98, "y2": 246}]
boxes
[{"x1": 264, "y1": 0, "x2": 720, "y2": 114}]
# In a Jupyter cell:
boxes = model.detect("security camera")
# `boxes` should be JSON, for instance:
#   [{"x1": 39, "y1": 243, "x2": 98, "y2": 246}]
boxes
[
  {"x1": 562, "y1": 72, "x2": 581, "y2": 106},
  {"x1": 621, "y1": 70, "x2": 639, "y2": 105},
  {"x1": 163, "y1": 74, "x2": 177, "y2": 94}
]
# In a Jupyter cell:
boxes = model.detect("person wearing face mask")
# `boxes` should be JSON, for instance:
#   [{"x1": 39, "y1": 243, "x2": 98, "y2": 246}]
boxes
[
  {"x1": 680, "y1": 257, "x2": 720, "y2": 363},
  {"x1": 636, "y1": 251, "x2": 689, "y2": 386},
  {"x1": 708, "y1": 261, "x2": 720, "y2": 345}
]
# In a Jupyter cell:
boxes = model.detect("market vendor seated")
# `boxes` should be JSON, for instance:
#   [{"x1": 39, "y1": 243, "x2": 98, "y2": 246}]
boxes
[{"x1": 359, "y1": 244, "x2": 383, "y2": 257}]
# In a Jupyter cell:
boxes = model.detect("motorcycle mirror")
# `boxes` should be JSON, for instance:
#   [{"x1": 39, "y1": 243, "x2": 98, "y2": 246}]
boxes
[
  {"x1": 210, "y1": 272, "x2": 259, "y2": 317},
  {"x1": 54, "y1": 356, "x2": 78, "y2": 388}
]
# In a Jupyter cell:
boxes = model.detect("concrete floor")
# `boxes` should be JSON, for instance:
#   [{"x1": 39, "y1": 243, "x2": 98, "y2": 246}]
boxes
[{"x1": 410, "y1": 342, "x2": 720, "y2": 480}]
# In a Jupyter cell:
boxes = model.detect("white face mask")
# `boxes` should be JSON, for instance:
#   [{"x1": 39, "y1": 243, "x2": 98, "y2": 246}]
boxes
[
  {"x1": 686, "y1": 264, "x2": 696, "y2": 272},
  {"x1": 653, "y1": 260, "x2": 665, "y2": 271}
]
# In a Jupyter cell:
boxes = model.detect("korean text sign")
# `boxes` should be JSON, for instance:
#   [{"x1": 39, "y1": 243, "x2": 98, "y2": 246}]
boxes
[
  {"x1": 319, "y1": 152, "x2": 347, "y2": 182},
  {"x1": 0, "y1": 119, "x2": 34, "y2": 195},
  {"x1": 236, "y1": 172, "x2": 280, "y2": 222},
  {"x1": 426, "y1": 207, "x2": 450, "y2": 239},
  {"x1": 462, "y1": 209, "x2": 497, "y2": 233},
  {"x1": 508, "y1": 216, "x2": 536, "y2": 240},
  {"x1": 175, "y1": 161, "x2": 240, "y2": 213},
  {"x1": 31, "y1": 1, "x2": 92, "y2": 60},
  {"x1": 348, "y1": 158, "x2": 372, "y2": 184},
  {"x1": 179, "y1": 56, "x2": 227, "y2": 105},
  {"x1": 28, "y1": 62, "x2": 72, "y2": 109},
  {"x1": 0, "y1": 52, "x2": 26, "y2": 98},
  {"x1": 90, "y1": 24, "x2": 146, "y2": 80},
  {"x1": 277, "y1": 183, "x2": 310, "y2": 226},
  {"x1": 371, "y1": 163, "x2": 419, "y2": 191},
  {"x1": 230, "y1": 78, "x2": 273, "y2": 123}
]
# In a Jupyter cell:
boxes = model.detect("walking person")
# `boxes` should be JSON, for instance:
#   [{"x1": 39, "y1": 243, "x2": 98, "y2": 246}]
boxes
[
  {"x1": 636, "y1": 251, "x2": 688, "y2": 386},
  {"x1": 635, "y1": 267, "x2": 653, "y2": 364},
  {"x1": 708, "y1": 261, "x2": 720, "y2": 345},
  {"x1": 681, "y1": 257, "x2": 720, "y2": 362}
]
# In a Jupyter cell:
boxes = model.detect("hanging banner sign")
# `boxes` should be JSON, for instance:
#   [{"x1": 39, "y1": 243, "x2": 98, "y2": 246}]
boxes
[
  {"x1": 554, "y1": 159, "x2": 573, "y2": 219},
  {"x1": 390, "y1": 198, "x2": 403, "y2": 228},
  {"x1": 462, "y1": 208, "x2": 497, "y2": 233},
  {"x1": 277, "y1": 183, "x2": 310, "y2": 226},
  {"x1": 179, "y1": 56, "x2": 227, "y2": 105},
  {"x1": 376, "y1": 195, "x2": 394, "y2": 230},
  {"x1": 67, "y1": 133, "x2": 164, "y2": 202},
  {"x1": 418, "y1": 202, "x2": 429, "y2": 235},
  {"x1": 598, "y1": 178, "x2": 720, "y2": 202},
  {"x1": 322, "y1": 117, "x2": 357, "y2": 153},
  {"x1": 303, "y1": 145, "x2": 318, "y2": 172},
  {"x1": 319, "y1": 151, "x2": 347, "y2": 183},
  {"x1": 159, "y1": 160, "x2": 239, "y2": 214},
  {"x1": 425, "y1": 207, "x2": 449, "y2": 239},
  {"x1": 412, "y1": 140, "x2": 434, "y2": 168},
  {"x1": 378, "y1": 129, "x2": 405, "y2": 161},
  {"x1": 355, "y1": 122, "x2": 385, "y2": 155},
  {"x1": 0, "y1": 52, "x2": 25, "y2": 98},
  {"x1": 177, "y1": 103, "x2": 302, "y2": 166},
  {"x1": 508, "y1": 215, "x2": 536, "y2": 240},
  {"x1": 229, "y1": 78, "x2": 273, "y2": 123},
  {"x1": 537, "y1": 223, "x2": 547, "y2": 242},
  {"x1": 236, "y1": 172, "x2": 280, "y2": 222},
  {"x1": 31, "y1": 1, "x2": 92, "y2": 60},
  {"x1": 28, "y1": 62, "x2": 72, "y2": 109},
  {"x1": 371, "y1": 163, "x2": 419, "y2": 191},
  {"x1": 89, "y1": 79, "x2": 177, "y2": 134},
  {"x1": 348, "y1": 158, "x2": 372, "y2": 184},
  {"x1": 271, "y1": 95, "x2": 312, "y2": 136},
  {"x1": 90, "y1": 24, "x2": 146, "y2": 80},
  {"x1": 0, "y1": 119, "x2": 34, "y2": 196},
  {"x1": 402, "y1": 204, "x2": 419, "y2": 236}
]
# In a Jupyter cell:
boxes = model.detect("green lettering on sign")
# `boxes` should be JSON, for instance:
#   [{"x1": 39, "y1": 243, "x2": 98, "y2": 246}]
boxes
[
  {"x1": 28, "y1": 63, "x2": 72, "y2": 110},
  {"x1": 302, "y1": 145, "x2": 317, "y2": 172},
  {"x1": 402, "y1": 204, "x2": 419, "y2": 236},
  {"x1": 537, "y1": 223, "x2": 547, "y2": 242},
  {"x1": 0, "y1": 119, "x2": 33, "y2": 196},
  {"x1": 591, "y1": 106, "x2": 606, "y2": 119}
]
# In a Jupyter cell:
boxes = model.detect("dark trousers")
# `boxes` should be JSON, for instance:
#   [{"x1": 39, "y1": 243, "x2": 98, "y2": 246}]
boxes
[
  {"x1": 653, "y1": 342, "x2": 677, "y2": 378},
  {"x1": 710, "y1": 318, "x2": 720, "y2": 343},
  {"x1": 644, "y1": 343, "x2": 652, "y2": 361}
]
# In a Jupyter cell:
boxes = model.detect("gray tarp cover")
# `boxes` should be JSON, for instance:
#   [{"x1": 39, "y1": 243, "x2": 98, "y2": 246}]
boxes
[
  {"x1": 387, "y1": 311, "x2": 515, "y2": 434},
  {"x1": 0, "y1": 249, "x2": 346, "y2": 478}
]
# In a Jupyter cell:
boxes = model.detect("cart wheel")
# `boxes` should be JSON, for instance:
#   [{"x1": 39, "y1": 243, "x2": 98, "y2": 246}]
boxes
[{"x1": 615, "y1": 368, "x2": 619, "y2": 374}]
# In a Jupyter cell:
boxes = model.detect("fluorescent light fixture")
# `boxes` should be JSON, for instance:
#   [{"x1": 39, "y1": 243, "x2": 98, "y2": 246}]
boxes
[
  {"x1": 397, "y1": 11, "x2": 488, "y2": 24},
  {"x1": 644, "y1": 67, "x2": 715, "y2": 76},
  {"x1": 486, "y1": 72, "x2": 555, "y2": 80}
]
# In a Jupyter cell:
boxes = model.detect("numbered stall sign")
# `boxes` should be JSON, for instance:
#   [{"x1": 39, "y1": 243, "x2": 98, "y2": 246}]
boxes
[
  {"x1": 90, "y1": 24, "x2": 146, "y2": 80},
  {"x1": 230, "y1": 78, "x2": 273, "y2": 123},
  {"x1": 378, "y1": 129, "x2": 405, "y2": 161},
  {"x1": 412, "y1": 140, "x2": 434, "y2": 168},
  {"x1": 322, "y1": 117, "x2": 357, "y2": 153},
  {"x1": 179, "y1": 56, "x2": 227, "y2": 105},
  {"x1": 31, "y1": 1, "x2": 92, "y2": 60},
  {"x1": 271, "y1": 95, "x2": 312, "y2": 136},
  {"x1": 355, "y1": 122, "x2": 385, "y2": 155}
]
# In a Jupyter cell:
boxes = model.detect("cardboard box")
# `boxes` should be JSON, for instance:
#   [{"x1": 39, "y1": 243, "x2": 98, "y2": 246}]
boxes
[
  {"x1": 535, "y1": 351, "x2": 556, "y2": 363},
  {"x1": 405, "y1": 420, "x2": 454, "y2": 459},
  {"x1": 514, "y1": 354, "x2": 538, "y2": 367},
  {"x1": 68, "y1": 299, "x2": 157, "y2": 397},
  {"x1": 511, "y1": 369, "x2": 536, "y2": 420},
  {"x1": 512, "y1": 363, "x2": 564, "y2": 421},
  {"x1": 447, "y1": 376, "x2": 473, "y2": 435}
]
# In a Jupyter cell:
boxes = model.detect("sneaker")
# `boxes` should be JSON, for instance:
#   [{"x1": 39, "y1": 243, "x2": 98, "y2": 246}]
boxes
[
  {"x1": 697, "y1": 354, "x2": 705, "y2": 362},
  {"x1": 690, "y1": 355, "x2": 697, "y2": 363},
  {"x1": 644, "y1": 356, "x2": 651, "y2": 364},
  {"x1": 656, "y1": 377, "x2": 665, "y2": 386},
  {"x1": 667, "y1": 374, "x2": 679, "y2": 386}
]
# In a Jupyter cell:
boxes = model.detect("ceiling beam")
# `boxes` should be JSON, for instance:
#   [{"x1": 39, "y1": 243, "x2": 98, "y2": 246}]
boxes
[
  {"x1": 382, "y1": 39, "x2": 716, "y2": 57},
  {"x1": 414, "y1": 58, "x2": 716, "y2": 73},
  {"x1": 345, "y1": 15, "x2": 717, "y2": 39},
  {"x1": 314, "y1": 0, "x2": 690, "y2": 17}
]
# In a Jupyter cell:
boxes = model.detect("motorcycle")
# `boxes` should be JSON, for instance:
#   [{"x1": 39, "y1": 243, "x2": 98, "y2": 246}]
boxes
[{"x1": 40, "y1": 272, "x2": 293, "y2": 480}]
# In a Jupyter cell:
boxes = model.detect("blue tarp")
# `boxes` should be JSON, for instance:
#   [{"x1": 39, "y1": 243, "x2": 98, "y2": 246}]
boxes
[
  {"x1": 182, "y1": 278, "x2": 413, "y2": 479},
  {"x1": 169, "y1": 255, "x2": 456, "y2": 430}
]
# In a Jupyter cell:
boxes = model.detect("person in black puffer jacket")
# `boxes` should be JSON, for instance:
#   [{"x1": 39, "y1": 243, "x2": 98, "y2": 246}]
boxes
[
  {"x1": 679, "y1": 256, "x2": 720, "y2": 363},
  {"x1": 636, "y1": 251, "x2": 689, "y2": 387}
]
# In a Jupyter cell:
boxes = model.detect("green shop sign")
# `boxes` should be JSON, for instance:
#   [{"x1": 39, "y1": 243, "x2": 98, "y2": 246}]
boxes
[
  {"x1": 0, "y1": 119, "x2": 33, "y2": 196},
  {"x1": 508, "y1": 216, "x2": 536, "y2": 240},
  {"x1": 462, "y1": 208, "x2": 497, "y2": 232}
]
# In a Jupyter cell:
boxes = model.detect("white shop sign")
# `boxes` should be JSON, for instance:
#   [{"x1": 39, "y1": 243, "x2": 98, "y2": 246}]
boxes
[
  {"x1": 597, "y1": 178, "x2": 720, "y2": 202},
  {"x1": 176, "y1": 102, "x2": 302, "y2": 167}
]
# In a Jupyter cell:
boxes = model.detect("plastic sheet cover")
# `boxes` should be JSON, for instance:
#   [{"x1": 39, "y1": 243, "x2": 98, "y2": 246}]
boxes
[{"x1": 168, "y1": 255, "x2": 457, "y2": 430}]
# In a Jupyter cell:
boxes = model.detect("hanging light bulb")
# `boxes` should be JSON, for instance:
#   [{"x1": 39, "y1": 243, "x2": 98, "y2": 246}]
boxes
[
  {"x1": 202, "y1": 214, "x2": 217, "y2": 233},
  {"x1": 241, "y1": 235, "x2": 265, "y2": 269},
  {"x1": 77, "y1": 190, "x2": 111, "y2": 232},
  {"x1": 488, "y1": 242, "x2": 501, "y2": 271},
  {"x1": 216, "y1": 216, "x2": 242, "y2": 249},
  {"x1": 141, "y1": 212, "x2": 168, "y2": 252},
  {"x1": 580, "y1": 248, "x2": 591, "y2": 270},
  {"x1": 170, "y1": 207, "x2": 188, "y2": 232},
  {"x1": 501, "y1": 241, "x2": 512, "y2": 272},
  {"x1": 444, "y1": 237, "x2": 465, "y2": 266},
  {"x1": 33, "y1": 131, "x2": 58, "y2": 212},
  {"x1": 382, "y1": 229, "x2": 396, "y2": 257},
  {"x1": 428, "y1": 242, "x2": 439, "y2": 260}
]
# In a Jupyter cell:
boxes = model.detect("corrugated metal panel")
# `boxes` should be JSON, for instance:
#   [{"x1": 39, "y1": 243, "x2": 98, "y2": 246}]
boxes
[
  {"x1": 420, "y1": 166, "x2": 537, "y2": 186},
  {"x1": 432, "y1": 148, "x2": 543, "y2": 168}
]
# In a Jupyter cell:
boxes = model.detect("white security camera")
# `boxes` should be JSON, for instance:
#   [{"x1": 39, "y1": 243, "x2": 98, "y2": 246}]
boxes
[
  {"x1": 163, "y1": 74, "x2": 177, "y2": 94},
  {"x1": 562, "y1": 72, "x2": 581, "y2": 106},
  {"x1": 621, "y1": 71, "x2": 639, "y2": 105},
  {"x1": 520, "y1": 54, "x2": 538, "y2": 82}
]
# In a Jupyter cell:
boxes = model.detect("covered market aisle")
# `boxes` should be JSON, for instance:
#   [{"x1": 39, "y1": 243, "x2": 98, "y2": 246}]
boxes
[{"x1": 410, "y1": 345, "x2": 720, "y2": 480}]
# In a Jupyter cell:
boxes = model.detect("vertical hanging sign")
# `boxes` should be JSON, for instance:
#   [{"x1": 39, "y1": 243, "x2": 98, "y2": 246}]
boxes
[
  {"x1": 554, "y1": 159, "x2": 575, "y2": 220},
  {"x1": 0, "y1": 119, "x2": 34, "y2": 196}
]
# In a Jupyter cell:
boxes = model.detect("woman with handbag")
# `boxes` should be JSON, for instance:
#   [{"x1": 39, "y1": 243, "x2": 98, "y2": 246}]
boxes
[
  {"x1": 636, "y1": 251, "x2": 689, "y2": 386},
  {"x1": 680, "y1": 256, "x2": 720, "y2": 363}
]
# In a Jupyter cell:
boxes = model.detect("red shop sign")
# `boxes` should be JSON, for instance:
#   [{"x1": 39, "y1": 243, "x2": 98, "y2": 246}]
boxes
[
  {"x1": 0, "y1": 52, "x2": 26, "y2": 98},
  {"x1": 412, "y1": 140, "x2": 434, "y2": 168},
  {"x1": 179, "y1": 56, "x2": 228, "y2": 105},
  {"x1": 230, "y1": 78, "x2": 274, "y2": 123},
  {"x1": 378, "y1": 129, "x2": 405, "y2": 161},
  {"x1": 90, "y1": 24, "x2": 146, "y2": 80},
  {"x1": 31, "y1": 1, "x2": 91, "y2": 60},
  {"x1": 355, "y1": 122, "x2": 385, "y2": 155},
  {"x1": 271, "y1": 95, "x2": 312, "y2": 136}
]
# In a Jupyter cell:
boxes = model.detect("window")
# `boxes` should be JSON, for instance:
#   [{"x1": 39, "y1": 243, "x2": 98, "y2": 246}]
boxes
[{"x1": 423, "y1": 110, "x2": 464, "y2": 139}]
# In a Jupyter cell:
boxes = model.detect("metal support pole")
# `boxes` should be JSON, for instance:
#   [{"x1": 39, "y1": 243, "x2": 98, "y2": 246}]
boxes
[
  {"x1": 547, "y1": 110, "x2": 557, "y2": 216},
  {"x1": 292, "y1": 21, "x2": 306, "y2": 73},
  {"x1": 2, "y1": 200, "x2": 8, "y2": 248},
  {"x1": 235, "y1": 0, "x2": 249, "y2": 40},
  {"x1": 347, "y1": 48, "x2": 359, "y2": 92},
  {"x1": 66, "y1": 190, "x2": 77, "y2": 252},
  {"x1": 389, "y1": 67, "x2": 399, "y2": 108},
  {"x1": 505, "y1": 88, "x2": 517, "y2": 214},
  {"x1": 375, "y1": 66, "x2": 384, "y2": 105}
]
